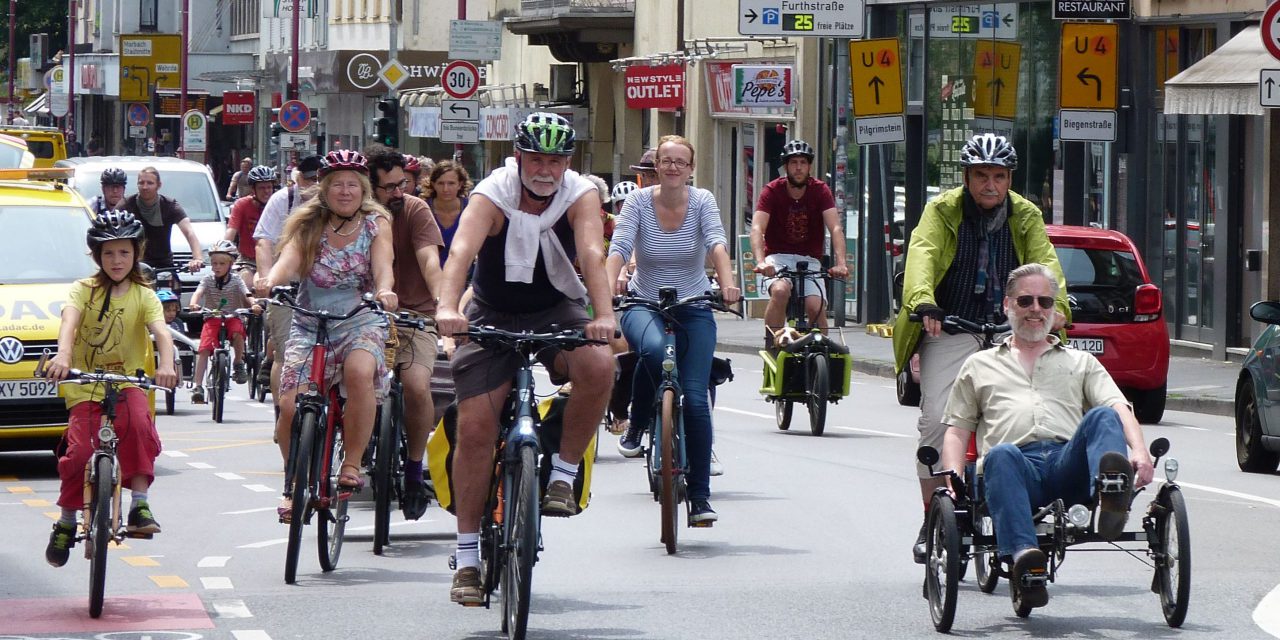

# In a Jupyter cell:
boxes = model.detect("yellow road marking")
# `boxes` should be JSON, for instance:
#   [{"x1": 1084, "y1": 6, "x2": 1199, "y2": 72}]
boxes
[
  {"x1": 0, "y1": 475, "x2": 18, "y2": 482},
  {"x1": 165, "y1": 426, "x2": 267, "y2": 436},
  {"x1": 109, "y1": 540, "x2": 130, "y2": 549},
  {"x1": 43, "y1": 511, "x2": 61, "y2": 520},
  {"x1": 183, "y1": 440, "x2": 274, "y2": 453},
  {"x1": 149, "y1": 575, "x2": 188, "y2": 588},
  {"x1": 7, "y1": 486, "x2": 34, "y2": 494},
  {"x1": 23, "y1": 498, "x2": 52, "y2": 507},
  {"x1": 122, "y1": 555, "x2": 160, "y2": 567}
]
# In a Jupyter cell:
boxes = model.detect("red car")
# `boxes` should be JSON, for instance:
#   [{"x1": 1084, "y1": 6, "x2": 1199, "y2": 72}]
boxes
[{"x1": 1047, "y1": 225, "x2": 1169, "y2": 424}]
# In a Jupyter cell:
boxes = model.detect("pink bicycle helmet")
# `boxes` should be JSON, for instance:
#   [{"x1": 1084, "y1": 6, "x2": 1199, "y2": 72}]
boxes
[{"x1": 320, "y1": 149, "x2": 369, "y2": 177}]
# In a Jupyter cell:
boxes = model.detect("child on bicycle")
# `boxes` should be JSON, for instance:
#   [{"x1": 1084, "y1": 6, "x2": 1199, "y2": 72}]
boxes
[
  {"x1": 189, "y1": 240, "x2": 255, "y2": 404},
  {"x1": 158, "y1": 289, "x2": 184, "y2": 334},
  {"x1": 42, "y1": 210, "x2": 178, "y2": 567}
]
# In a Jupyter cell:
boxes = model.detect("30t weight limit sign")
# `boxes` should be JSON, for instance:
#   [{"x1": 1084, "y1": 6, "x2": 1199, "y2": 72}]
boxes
[{"x1": 442, "y1": 60, "x2": 480, "y2": 100}]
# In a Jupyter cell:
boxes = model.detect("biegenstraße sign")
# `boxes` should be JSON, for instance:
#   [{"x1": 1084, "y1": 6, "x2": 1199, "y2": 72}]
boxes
[
  {"x1": 1052, "y1": 0, "x2": 1130, "y2": 20},
  {"x1": 265, "y1": 50, "x2": 489, "y2": 95}
]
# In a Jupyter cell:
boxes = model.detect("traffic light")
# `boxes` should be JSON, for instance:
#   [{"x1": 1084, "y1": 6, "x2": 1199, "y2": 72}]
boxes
[
  {"x1": 374, "y1": 99, "x2": 399, "y2": 148},
  {"x1": 269, "y1": 121, "x2": 284, "y2": 145}
]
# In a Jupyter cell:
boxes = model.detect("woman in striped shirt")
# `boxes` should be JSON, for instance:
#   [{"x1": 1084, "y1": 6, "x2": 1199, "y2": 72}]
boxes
[{"x1": 605, "y1": 135, "x2": 740, "y2": 524}]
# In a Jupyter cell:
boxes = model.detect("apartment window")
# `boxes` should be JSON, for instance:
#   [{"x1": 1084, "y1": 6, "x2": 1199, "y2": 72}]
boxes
[
  {"x1": 139, "y1": 0, "x2": 158, "y2": 31},
  {"x1": 231, "y1": 0, "x2": 260, "y2": 36}
]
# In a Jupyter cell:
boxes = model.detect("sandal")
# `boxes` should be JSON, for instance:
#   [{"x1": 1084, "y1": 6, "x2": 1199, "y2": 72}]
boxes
[
  {"x1": 337, "y1": 464, "x2": 365, "y2": 492},
  {"x1": 277, "y1": 497, "x2": 292, "y2": 524}
]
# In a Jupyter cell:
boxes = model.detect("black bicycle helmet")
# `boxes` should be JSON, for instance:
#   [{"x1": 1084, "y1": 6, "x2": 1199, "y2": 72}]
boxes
[
  {"x1": 959, "y1": 133, "x2": 1018, "y2": 171},
  {"x1": 87, "y1": 210, "x2": 144, "y2": 250},
  {"x1": 247, "y1": 165, "x2": 277, "y2": 184},
  {"x1": 514, "y1": 112, "x2": 576, "y2": 156},
  {"x1": 100, "y1": 167, "x2": 127, "y2": 186},
  {"x1": 780, "y1": 140, "x2": 815, "y2": 162}
]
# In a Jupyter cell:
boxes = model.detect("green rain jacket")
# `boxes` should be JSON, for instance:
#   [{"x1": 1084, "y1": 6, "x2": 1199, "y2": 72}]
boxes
[{"x1": 891, "y1": 187, "x2": 1070, "y2": 373}]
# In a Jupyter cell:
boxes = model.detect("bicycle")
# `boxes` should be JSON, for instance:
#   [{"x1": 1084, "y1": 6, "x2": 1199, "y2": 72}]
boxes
[
  {"x1": 449, "y1": 325, "x2": 604, "y2": 640},
  {"x1": 270, "y1": 286, "x2": 386, "y2": 584},
  {"x1": 614, "y1": 288, "x2": 740, "y2": 554},
  {"x1": 34, "y1": 352, "x2": 172, "y2": 619},
  {"x1": 195, "y1": 308, "x2": 252, "y2": 424},
  {"x1": 243, "y1": 306, "x2": 268, "y2": 403},
  {"x1": 371, "y1": 311, "x2": 430, "y2": 555},
  {"x1": 758, "y1": 261, "x2": 852, "y2": 436},
  {"x1": 150, "y1": 266, "x2": 191, "y2": 416}
]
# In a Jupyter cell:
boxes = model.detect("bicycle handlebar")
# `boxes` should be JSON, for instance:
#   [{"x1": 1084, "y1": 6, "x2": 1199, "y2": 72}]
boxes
[
  {"x1": 613, "y1": 291, "x2": 744, "y2": 318},
  {"x1": 33, "y1": 350, "x2": 172, "y2": 394},
  {"x1": 389, "y1": 311, "x2": 429, "y2": 331},
  {"x1": 269, "y1": 286, "x2": 381, "y2": 323},
  {"x1": 772, "y1": 265, "x2": 846, "y2": 284},
  {"x1": 458, "y1": 325, "x2": 608, "y2": 352},
  {"x1": 908, "y1": 313, "x2": 1011, "y2": 337}
]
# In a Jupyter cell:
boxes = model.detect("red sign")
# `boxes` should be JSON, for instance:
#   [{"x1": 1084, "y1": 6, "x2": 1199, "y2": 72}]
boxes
[
  {"x1": 1264, "y1": 2, "x2": 1280, "y2": 62},
  {"x1": 222, "y1": 91, "x2": 255, "y2": 126},
  {"x1": 624, "y1": 65, "x2": 685, "y2": 110}
]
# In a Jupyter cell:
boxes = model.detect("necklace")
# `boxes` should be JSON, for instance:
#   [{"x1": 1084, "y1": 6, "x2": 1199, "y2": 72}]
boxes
[{"x1": 330, "y1": 213, "x2": 360, "y2": 237}]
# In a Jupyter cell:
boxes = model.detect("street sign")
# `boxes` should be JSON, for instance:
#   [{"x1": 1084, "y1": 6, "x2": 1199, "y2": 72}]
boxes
[
  {"x1": 379, "y1": 59, "x2": 409, "y2": 90},
  {"x1": 1262, "y1": 70, "x2": 1280, "y2": 108},
  {"x1": 1059, "y1": 109, "x2": 1116, "y2": 141},
  {"x1": 449, "y1": 20, "x2": 502, "y2": 61},
  {"x1": 1059, "y1": 22, "x2": 1118, "y2": 110},
  {"x1": 1264, "y1": 2, "x2": 1280, "y2": 62},
  {"x1": 49, "y1": 93, "x2": 69, "y2": 118},
  {"x1": 926, "y1": 4, "x2": 1018, "y2": 40},
  {"x1": 278, "y1": 99, "x2": 311, "y2": 133},
  {"x1": 973, "y1": 41, "x2": 1021, "y2": 119},
  {"x1": 442, "y1": 61, "x2": 480, "y2": 100},
  {"x1": 849, "y1": 39, "x2": 904, "y2": 117},
  {"x1": 127, "y1": 103, "x2": 150, "y2": 126},
  {"x1": 119, "y1": 34, "x2": 182, "y2": 102},
  {"x1": 279, "y1": 133, "x2": 310, "y2": 150},
  {"x1": 441, "y1": 99, "x2": 480, "y2": 121},
  {"x1": 737, "y1": 0, "x2": 865, "y2": 38},
  {"x1": 440, "y1": 120, "x2": 479, "y2": 144},
  {"x1": 128, "y1": 125, "x2": 146, "y2": 138},
  {"x1": 1052, "y1": 0, "x2": 1130, "y2": 20},
  {"x1": 181, "y1": 110, "x2": 207, "y2": 152}
]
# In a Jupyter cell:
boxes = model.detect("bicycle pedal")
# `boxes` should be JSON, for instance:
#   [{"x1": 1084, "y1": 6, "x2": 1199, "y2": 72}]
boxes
[
  {"x1": 1097, "y1": 473, "x2": 1128, "y2": 493},
  {"x1": 125, "y1": 532, "x2": 154, "y2": 540},
  {"x1": 689, "y1": 521, "x2": 714, "y2": 528}
]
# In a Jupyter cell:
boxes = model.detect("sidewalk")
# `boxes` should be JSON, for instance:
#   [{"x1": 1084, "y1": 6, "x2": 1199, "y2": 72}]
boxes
[{"x1": 714, "y1": 315, "x2": 1239, "y2": 418}]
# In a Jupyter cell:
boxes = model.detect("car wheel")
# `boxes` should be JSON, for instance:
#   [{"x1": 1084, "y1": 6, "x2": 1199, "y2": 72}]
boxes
[
  {"x1": 1235, "y1": 380, "x2": 1280, "y2": 473},
  {"x1": 1128, "y1": 384, "x2": 1166, "y2": 424}
]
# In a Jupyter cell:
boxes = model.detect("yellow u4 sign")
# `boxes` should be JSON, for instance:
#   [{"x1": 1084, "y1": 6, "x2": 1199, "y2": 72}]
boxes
[
  {"x1": 1059, "y1": 23, "x2": 1119, "y2": 110},
  {"x1": 849, "y1": 38, "x2": 905, "y2": 117}
]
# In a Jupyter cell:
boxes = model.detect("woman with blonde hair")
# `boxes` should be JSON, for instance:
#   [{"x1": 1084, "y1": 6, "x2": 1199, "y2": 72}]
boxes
[{"x1": 264, "y1": 149, "x2": 398, "y2": 521}]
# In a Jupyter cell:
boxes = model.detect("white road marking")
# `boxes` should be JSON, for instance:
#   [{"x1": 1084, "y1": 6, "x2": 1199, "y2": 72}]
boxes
[
  {"x1": 221, "y1": 506, "x2": 277, "y2": 515},
  {"x1": 242, "y1": 484, "x2": 277, "y2": 493},
  {"x1": 345, "y1": 519, "x2": 434, "y2": 532},
  {"x1": 215, "y1": 472, "x2": 246, "y2": 481},
  {"x1": 197, "y1": 555, "x2": 231, "y2": 567},
  {"x1": 232, "y1": 632, "x2": 273, "y2": 640},
  {"x1": 161, "y1": 450, "x2": 189, "y2": 458},
  {"x1": 212, "y1": 598, "x2": 253, "y2": 618},
  {"x1": 1169, "y1": 480, "x2": 1280, "y2": 509},
  {"x1": 238, "y1": 538, "x2": 286, "y2": 549},
  {"x1": 1254, "y1": 582, "x2": 1280, "y2": 638},
  {"x1": 715, "y1": 405, "x2": 911, "y2": 438},
  {"x1": 1168, "y1": 384, "x2": 1223, "y2": 392},
  {"x1": 187, "y1": 462, "x2": 215, "y2": 469},
  {"x1": 200, "y1": 576, "x2": 234, "y2": 589},
  {"x1": 833, "y1": 425, "x2": 913, "y2": 439},
  {"x1": 1180, "y1": 426, "x2": 1210, "y2": 432}
]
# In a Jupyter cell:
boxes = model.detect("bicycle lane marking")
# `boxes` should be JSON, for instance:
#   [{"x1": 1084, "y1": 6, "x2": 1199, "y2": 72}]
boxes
[
  {"x1": 1256, "y1": 585, "x2": 1280, "y2": 638},
  {"x1": 715, "y1": 405, "x2": 912, "y2": 438}
]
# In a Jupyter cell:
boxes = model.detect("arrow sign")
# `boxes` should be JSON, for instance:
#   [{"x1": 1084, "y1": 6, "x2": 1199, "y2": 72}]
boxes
[
  {"x1": 989, "y1": 78, "x2": 1005, "y2": 105},
  {"x1": 868, "y1": 76, "x2": 885, "y2": 103},
  {"x1": 1076, "y1": 67, "x2": 1103, "y2": 102},
  {"x1": 441, "y1": 99, "x2": 480, "y2": 122},
  {"x1": 1261, "y1": 69, "x2": 1280, "y2": 108},
  {"x1": 1003, "y1": 13, "x2": 1013, "y2": 26},
  {"x1": 744, "y1": 8, "x2": 758, "y2": 22}
]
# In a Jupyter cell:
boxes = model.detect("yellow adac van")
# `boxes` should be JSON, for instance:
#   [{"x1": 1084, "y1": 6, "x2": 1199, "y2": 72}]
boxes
[
  {"x1": 0, "y1": 126, "x2": 67, "y2": 168},
  {"x1": 0, "y1": 168, "x2": 153, "y2": 454}
]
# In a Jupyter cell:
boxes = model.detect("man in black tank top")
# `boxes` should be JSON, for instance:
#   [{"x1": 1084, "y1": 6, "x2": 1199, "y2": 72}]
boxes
[{"x1": 435, "y1": 113, "x2": 616, "y2": 605}]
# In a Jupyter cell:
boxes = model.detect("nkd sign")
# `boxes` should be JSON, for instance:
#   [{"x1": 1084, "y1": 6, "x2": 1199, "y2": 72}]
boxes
[{"x1": 222, "y1": 91, "x2": 255, "y2": 126}]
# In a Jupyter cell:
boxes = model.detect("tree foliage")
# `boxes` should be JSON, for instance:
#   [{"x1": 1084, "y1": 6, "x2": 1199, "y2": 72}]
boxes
[{"x1": 0, "y1": 1, "x2": 69, "y2": 63}]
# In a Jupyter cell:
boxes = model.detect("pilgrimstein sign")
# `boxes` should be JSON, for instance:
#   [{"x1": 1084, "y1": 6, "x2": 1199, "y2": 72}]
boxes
[{"x1": 1053, "y1": 0, "x2": 1130, "y2": 20}]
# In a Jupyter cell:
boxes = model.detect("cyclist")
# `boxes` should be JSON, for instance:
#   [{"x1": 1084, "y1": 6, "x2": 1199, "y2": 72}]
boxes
[
  {"x1": 630, "y1": 148, "x2": 658, "y2": 186},
  {"x1": 435, "y1": 112, "x2": 615, "y2": 605},
  {"x1": 938, "y1": 263, "x2": 1153, "y2": 608},
  {"x1": 892, "y1": 133, "x2": 1069, "y2": 565},
  {"x1": 225, "y1": 157, "x2": 253, "y2": 201},
  {"x1": 188, "y1": 240, "x2": 254, "y2": 404},
  {"x1": 88, "y1": 168, "x2": 128, "y2": 215},
  {"x1": 42, "y1": 210, "x2": 178, "y2": 567},
  {"x1": 158, "y1": 289, "x2": 184, "y2": 334},
  {"x1": 364, "y1": 144, "x2": 444, "y2": 520},
  {"x1": 610, "y1": 180, "x2": 639, "y2": 215},
  {"x1": 123, "y1": 167, "x2": 205, "y2": 273},
  {"x1": 226, "y1": 165, "x2": 278, "y2": 289},
  {"x1": 402, "y1": 154, "x2": 424, "y2": 197},
  {"x1": 263, "y1": 149, "x2": 397, "y2": 521},
  {"x1": 605, "y1": 134, "x2": 740, "y2": 524},
  {"x1": 423, "y1": 159, "x2": 472, "y2": 267}
]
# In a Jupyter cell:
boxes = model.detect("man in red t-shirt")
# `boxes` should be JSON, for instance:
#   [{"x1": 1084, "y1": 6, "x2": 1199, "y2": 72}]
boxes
[
  {"x1": 225, "y1": 165, "x2": 278, "y2": 288},
  {"x1": 750, "y1": 140, "x2": 849, "y2": 346}
]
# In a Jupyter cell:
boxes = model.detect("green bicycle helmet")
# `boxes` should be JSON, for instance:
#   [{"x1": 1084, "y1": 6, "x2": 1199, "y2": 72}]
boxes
[{"x1": 514, "y1": 112, "x2": 576, "y2": 156}]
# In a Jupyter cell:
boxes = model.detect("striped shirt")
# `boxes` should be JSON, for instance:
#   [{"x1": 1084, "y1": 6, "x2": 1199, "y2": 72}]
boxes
[{"x1": 609, "y1": 186, "x2": 727, "y2": 300}]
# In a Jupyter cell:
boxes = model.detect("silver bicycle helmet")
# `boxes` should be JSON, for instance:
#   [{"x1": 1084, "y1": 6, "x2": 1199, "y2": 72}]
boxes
[{"x1": 959, "y1": 133, "x2": 1018, "y2": 170}]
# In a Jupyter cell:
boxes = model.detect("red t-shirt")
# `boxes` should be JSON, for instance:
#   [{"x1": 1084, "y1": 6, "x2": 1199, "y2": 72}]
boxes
[
  {"x1": 755, "y1": 176, "x2": 836, "y2": 259},
  {"x1": 228, "y1": 195, "x2": 266, "y2": 260}
]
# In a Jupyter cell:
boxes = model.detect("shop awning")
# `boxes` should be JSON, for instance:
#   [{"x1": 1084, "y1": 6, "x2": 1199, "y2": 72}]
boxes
[
  {"x1": 21, "y1": 92, "x2": 48, "y2": 115},
  {"x1": 1164, "y1": 26, "x2": 1272, "y2": 116}
]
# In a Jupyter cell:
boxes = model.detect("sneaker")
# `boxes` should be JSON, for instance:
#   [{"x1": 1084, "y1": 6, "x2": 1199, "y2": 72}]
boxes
[
  {"x1": 190, "y1": 385, "x2": 206, "y2": 404},
  {"x1": 450, "y1": 566, "x2": 483, "y2": 605},
  {"x1": 541, "y1": 480, "x2": 578, "y2": 517},
  {"x1": 912, "y1": 519, "x2": 928, "y2": 564},
  {"x1": 1096, "y1": 451, "x2": 1134, "y2": 541},
  {"x1": 257, "y1": 357, "x2": 273, "y2": 386},
  {"x1": 617, "y1": 424, "x2": 644, "y2": 458},
  {"x1": 1012, "y1": 548, "x2": 1050, "y2": 608},
  {"x1": 127, "y1": 502, "x2": 162, "y2": 535},
  {"x1": 233, "y1": 361, "x2": 249, "y2": 384},
  {"x1": 709, "y1": 449, "x2": 724, "y2": 476},
  {"x1": 402, "y1": 478, "x2": 434, "y2": 521},
  {"x1": 45, "y1": 521, "x2": 76, "y2": 567},
  {"x1": 690, "y1": 499, "x2": 718, "y2": 525}
]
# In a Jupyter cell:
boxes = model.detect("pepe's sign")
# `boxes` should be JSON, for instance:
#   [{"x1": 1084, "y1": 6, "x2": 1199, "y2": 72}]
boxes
[{"x1": 731, "y1": 65, "x2": 794, "y2": 108}]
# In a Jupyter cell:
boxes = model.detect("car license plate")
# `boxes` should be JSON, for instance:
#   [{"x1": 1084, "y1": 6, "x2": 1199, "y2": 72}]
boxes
[
  {"x1": 1068, "y1": 338, "x2": 1104, "y2": 355},
  {"x1": 0, "y1": 378, "x2": 59, "y2": 399}
]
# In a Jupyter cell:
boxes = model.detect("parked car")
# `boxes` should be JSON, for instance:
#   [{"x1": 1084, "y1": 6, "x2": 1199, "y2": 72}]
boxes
[
  {"x1": 0, "y1": 125, "x2": 66, "y2": 168},
  {"x1": 55, "y1": 156, "x2": 226, "y2": 304},
  {"x1": 1233, "y1": 301, "x2": 1280, "y2": 473},
  {"x1": 0, "y1": 134, "x2": 35, "y2": 168},
  {"x1": 1047, "y1": 225, "x2": 1169, "y2": 423}
]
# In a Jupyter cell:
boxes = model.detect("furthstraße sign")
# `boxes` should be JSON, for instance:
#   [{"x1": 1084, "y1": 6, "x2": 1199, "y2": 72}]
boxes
[{"x1": 1053, "y1": 0, "x2": 1130, "y2": 20}]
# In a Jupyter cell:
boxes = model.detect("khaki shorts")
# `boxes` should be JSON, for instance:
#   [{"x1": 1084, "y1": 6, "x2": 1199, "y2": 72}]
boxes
[
  {"x1": 451, "y1": 297, "x2": 589, "y2": 402},
  {"x1": 266, "y1": 303, "x2": 294, "y2": 362},
  {"x1": 393, "y1": 320, "x2": 438, "y2": 376},
  {"x1": 915, "y1": 330, "x2": 987, "y2": 478}
]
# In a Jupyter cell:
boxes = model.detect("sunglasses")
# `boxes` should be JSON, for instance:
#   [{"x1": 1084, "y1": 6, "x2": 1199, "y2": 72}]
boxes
[{"x1": 1013, "y1": 295, "x2": 1056, "y2": 309}]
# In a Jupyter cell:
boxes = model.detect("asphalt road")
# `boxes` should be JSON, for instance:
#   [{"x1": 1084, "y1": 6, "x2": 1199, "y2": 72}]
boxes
[{"x1": 2, "y1": 360, "x2": 1278, "y2": 639}]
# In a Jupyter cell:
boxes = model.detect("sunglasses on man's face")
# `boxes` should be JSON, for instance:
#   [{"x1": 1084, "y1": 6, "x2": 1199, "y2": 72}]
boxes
[{"x1": 1013, "y1": 295, "x2": 1056, "y2": 310}]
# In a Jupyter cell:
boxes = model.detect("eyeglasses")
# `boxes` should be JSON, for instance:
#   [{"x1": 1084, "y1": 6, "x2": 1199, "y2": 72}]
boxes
[
  {"x1": 377, "y1": 179, "x2": 409, "y2": 192},
  {"x1": 1014, "y1": 295, "x2": 1056, "y2": 310},
  {"x1": 657, "y1": 158, "x2": 691, "y2": 169}
]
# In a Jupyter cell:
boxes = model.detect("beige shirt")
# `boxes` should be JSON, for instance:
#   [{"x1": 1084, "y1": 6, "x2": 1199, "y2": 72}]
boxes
[{"x1": 942, "y1": 335, "x2": 1127, "y2": 461}]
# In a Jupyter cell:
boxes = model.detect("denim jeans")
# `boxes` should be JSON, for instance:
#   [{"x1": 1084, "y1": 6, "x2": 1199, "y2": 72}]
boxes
[
  {"x1": 982, "y1": 406, "x2": 1127, "y2": 558},
  {"x1": 621, "y1": 305, "x2": 716, "y2": 501}
]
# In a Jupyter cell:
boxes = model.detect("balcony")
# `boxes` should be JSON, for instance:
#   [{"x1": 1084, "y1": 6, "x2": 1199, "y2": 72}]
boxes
[{"x1": 506, "y1": 0, "x2": 634, "y2": 63}]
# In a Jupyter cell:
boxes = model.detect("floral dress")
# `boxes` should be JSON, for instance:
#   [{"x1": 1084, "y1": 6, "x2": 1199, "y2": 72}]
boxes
[{"x1": 280, "y1": 214, "x2": 389, "y2": 401}]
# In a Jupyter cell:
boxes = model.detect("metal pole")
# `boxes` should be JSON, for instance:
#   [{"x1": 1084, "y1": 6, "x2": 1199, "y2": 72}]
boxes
[
  {"x1": 68, "y1": 0, "x2": 77, "y2": 146},
  {"x1": 8, "y1": 0, "x2": 15, "y2": 122},
  {"x1": 179, "y1": 0, "x2": 189, "y2": 158},
  {"x1": 290, "y1": 0, "x2": 300, "y2": 100},
  {"x1": 454, "y1": 0, "x2": 464, "y2": 162}
]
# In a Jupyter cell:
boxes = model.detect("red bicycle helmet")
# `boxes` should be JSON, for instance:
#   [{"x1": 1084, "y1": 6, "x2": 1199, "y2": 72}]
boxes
[
  {"x1": 403, "y1": 155, "x2": 422, "y2": 176},
  {"x1": 319, "y1": 149, "x2": 368, "y2": 177}
]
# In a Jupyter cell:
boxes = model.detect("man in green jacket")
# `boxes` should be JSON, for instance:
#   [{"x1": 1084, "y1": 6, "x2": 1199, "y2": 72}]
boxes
[{"x1": 892, "y1": 133, "x2": 1070, "y2": 564}]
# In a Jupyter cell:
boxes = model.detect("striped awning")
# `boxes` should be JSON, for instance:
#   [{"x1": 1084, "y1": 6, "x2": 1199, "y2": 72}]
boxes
[
  {"x1": 1164, "y1": 26, "x2": 1271, "y2": 117},
  {"x1": 21, "y1": 92, "x2": 48, "y2": 115}
]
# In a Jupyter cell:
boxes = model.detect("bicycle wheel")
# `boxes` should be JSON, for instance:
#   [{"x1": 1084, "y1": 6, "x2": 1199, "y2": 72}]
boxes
[
  {"x1": 501, "y1": 445, "x2": 539, "y2": 640},
  {"x1": 924, "y1": 494, "x2": 960, "y2": 633},
  {"x1": 659, "y1": 389, "x2": 680, "y2": 555},
  {"x1": 372, "y1": 401, "x2": 395, "y2": 555},
  {"x1": 775, "y1": 399, "x2": 793, "y2": 431},
  {"x1": 318, "y1": 421, "x2": 348, "y2": 571},
  {"x1": 284, "y1": 409, "x2": 316, "y2": 584},
  {"x1": 807, "y1": 353, "x2": 828, "y2": 436},
  {"x1": 1155, "y1": 487, "x2": 1191, "y2": 627},
  {"x1": 87, "y1": 455, "x2": 114, "y2": 618},
  {"x1": 211, "y1": 352, "x2": 228, "y2": 423}
]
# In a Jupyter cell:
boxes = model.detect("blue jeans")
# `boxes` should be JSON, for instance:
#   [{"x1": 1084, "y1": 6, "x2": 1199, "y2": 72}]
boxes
[
  {"x1": 621, "y1": 305, "x2": 716, "y2": 501},
  {"x1": 982, "y1": 407, "x2": 1128, "y2": 558}
]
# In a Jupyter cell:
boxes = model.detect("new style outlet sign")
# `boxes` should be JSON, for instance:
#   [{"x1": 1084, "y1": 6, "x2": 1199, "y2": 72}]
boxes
[
  {"x1": 624, "y1": 64, "x2": 685, "y2": 110},
  {"x1": 222, "y1": 91, "x2": 255, "y2": 126}
]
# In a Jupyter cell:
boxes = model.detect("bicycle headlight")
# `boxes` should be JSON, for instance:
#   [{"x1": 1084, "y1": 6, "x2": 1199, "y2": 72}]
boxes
[
  {"x1": 1067, "y1": 503, "x2": 1091, "y2": 528},
  {"x1": 1164, "y1": 458, "x2": 1179, "y2": 482},
  {"x1": 98, "y1": 426, "x2": 114, "y2": 443},
  {"x1": 517, "y1": 415, "x2": 535, "y2": 436},
  {"x1": 662, "y1": 358, "x2": 675, "y2": 373}
]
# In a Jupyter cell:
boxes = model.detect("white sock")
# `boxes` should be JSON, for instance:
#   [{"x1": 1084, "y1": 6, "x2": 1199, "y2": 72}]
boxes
[
  {"x1": 549, "y1": 453, "x2": 577, "y2": 487},
  {"x1": 130, "y1": 490, "x2": 148, "y2": 510},
  {"x1": 59, "y1": 508, "x2": 77, "y2": 526},
  {"x1": 455, "y1": 532, "x2": 480, "y2": 570}
]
